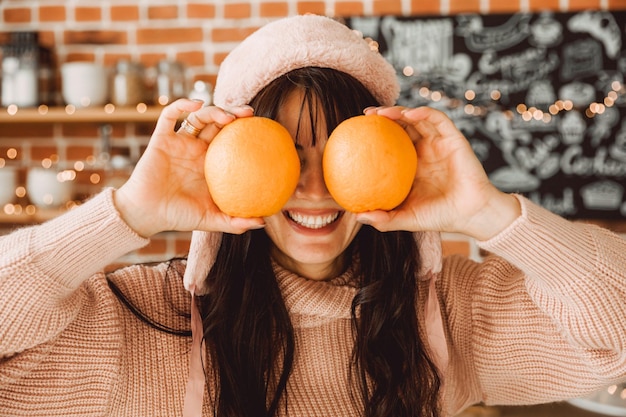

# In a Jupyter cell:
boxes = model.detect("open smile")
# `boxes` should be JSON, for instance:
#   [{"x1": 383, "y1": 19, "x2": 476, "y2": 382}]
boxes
[{"x1": 285, "y1": 211, "x2": 342, "y2": 229}]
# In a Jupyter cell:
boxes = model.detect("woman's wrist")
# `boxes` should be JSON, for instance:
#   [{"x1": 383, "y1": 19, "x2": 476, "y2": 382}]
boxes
[
  {"x1": 463, "y1": 192, "x2": 522, "y2": 242},
  {"x1": 112, "y1": 186, "x2": 160, "y2": 238}
]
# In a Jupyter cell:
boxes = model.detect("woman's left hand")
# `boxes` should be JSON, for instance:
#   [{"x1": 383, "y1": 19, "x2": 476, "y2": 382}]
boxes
[{"x1": 356, "y1": 106, "x2": 520, "y2": 241}]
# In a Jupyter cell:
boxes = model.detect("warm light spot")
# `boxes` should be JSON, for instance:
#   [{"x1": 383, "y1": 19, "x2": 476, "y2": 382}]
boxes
[
  {"x1": 608, "y1": 385, "x2": 618, "y2": 395},
  {"x1": 611, "y1": 81, "x2": 622, "y2": 91},
  {"x1": 542, "y1": 113, "x2": 551, "y2": 123},
  {"x1": 419, "y1": 87, "x2": 430, "y2": 98},
  {"x1": 563, "y1": 100, "x2": 573, "y2": 111},
  {"x1": 25, "y1": 205, "x2": 36, "y2": 215},
  {"x1": 549, "y1": 104, "x2": 559, "y2": 115},
  {"x1": 15, "y1": 186, "x2": 26, "y2": 198},
  {"x1": 65, "y1": 104, "x2": 76, "y2": 114},
  {"x1": 66, "y1": 200, "x2": 78, "y2": 210},
  {"x1": 57, "y1": 170, "x2": 76, "y2": 182},
  {"x1": 90, "y1": 173, "x2": 101, "y2": 184},
  {"x1": 136, "y1": 103, "x2": 148, "y2": 113},
  {"x1": 80, "y1": 97, "x2": 91, "y2": 107},
  {"x1": 516, "y1": 103, "x2": 527, "y2": 114},
  {"x1": 86, "y1": 155, "x2": 97, "y2": 165},
  {"x1": 490, "y1": 90, "x2": 501, "y2": 100},
  {"x1": 464, "y1": 90, "x2": 475, "y2": 101},
  {"x1": 38, "y1": 105, "x2": 49, "y2": 115},
  {"x1": 0, "y1": 158, "x2": 5, "y2": 168},
  {"x1": 3, "y1": 204, "x2": 14, "y2": 215},
  {"x1": 522, "y1": 111, "x2": 532, "y2": 122},
  {"x1": 585, "y1": 108, "x2": 595, "y2": 118},
  {"x1": 42, "y1": 158, "x2": 53, "y2": 169},
  {"x1": 532, "y1": 109, "x2": 543, "y2": 120},
  {"x1": 12, "y1": 204, "x2": 22, "y2": 215},
  {"x1": 464, "y1": 104, "x2": 475, "y2": 115},
  {"x1": 555, "y1": 100, "x2": 564, "y2": 111},
  {"x1": 7, "y1": 148, "x2": 18, "y2": 159},
  {"x1": 104, "y1": 103, "x2": 115, "y2": 114},
  {"x1": 7, "y1": 104, "x2": 18, "y2": 116},
  {"x1": 158, "y1": 95, "x2": 169, "y2": 105},
  {"x1": 50, "y1": 154, "x2": 59, "y2": 164},
  {"x1": 74, "y1": 161, "x2": 85, "y2": 171},
  {"x1": 604, "y1": 97, "x2": 615, "y2": 107},
  {"x1": 7, "y1": 104, "x2": 18, "y2": 115},
  {"x1": 431, "y1": 91, "x2": 442, "y2": 102},
  {"x1": 608, "y1": 91, "x2": 618, "y2": 100},
  {"x1": 42, "y1": 194, "x2": 54, "y2": 205},
  {"x1": 402, "y1": 66, "x2": 414, "y2": 77}
]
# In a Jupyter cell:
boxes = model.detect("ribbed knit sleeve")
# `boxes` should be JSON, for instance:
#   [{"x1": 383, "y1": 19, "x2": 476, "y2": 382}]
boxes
[
  {"x1": 0, "y1": 188, "x2": 149, "y2": 357},
  {"x1": 440, "y1": 195, "x2": 626, "y2": 414}
]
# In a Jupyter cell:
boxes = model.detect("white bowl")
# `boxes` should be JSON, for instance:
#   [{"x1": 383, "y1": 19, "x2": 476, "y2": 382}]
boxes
[
  {"x1": 27, "y1": 167, "x2": 73, "y2": 209},
  {"x1": 61, "y1": 62, "x2": 108, "y2": 107}
]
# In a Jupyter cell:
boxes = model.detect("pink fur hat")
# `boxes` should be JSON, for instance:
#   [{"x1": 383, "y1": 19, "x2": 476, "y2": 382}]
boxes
[
  {"x1": 213, "y1": 14, "x2": 400, "y2": 108},
  {"x1": 183, "y1": 15, "x2": 442, "y2": 295}
]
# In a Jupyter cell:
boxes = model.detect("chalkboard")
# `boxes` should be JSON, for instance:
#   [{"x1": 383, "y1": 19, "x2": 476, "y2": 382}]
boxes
[{"x1": 347, "y1": 11, "x2": 626, "y2": 219}]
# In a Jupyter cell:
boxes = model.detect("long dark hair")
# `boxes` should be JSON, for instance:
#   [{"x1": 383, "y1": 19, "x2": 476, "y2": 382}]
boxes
[{"x1": 199, "y1": 67, "x2": 442, "y2": 417}]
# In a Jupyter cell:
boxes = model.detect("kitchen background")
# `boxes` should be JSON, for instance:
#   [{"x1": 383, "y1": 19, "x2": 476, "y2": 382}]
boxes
[
  {"x1": 1, "y1": 1, "x2": 626, "y2": 416},
  {"x1": 0, "y1": 0, "x2": 625, "y2": 265}
]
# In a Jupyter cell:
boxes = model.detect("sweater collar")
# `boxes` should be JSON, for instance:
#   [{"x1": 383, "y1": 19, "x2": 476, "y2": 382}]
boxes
[{"x1": 271, "y1": 260, "x2": 357, "y2": 320}]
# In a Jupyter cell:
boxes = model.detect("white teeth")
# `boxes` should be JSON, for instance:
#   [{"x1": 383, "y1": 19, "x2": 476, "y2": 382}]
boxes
[{"x1": 288, "y1": 211, "x2": 340, "y2": 229}]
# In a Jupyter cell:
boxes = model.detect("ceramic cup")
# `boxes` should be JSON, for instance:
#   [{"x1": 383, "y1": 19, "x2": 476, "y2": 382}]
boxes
[
  {"x1": 61, "y1": 62, "x2": 108, "y2": 107},
  {"x1": 27, "y1": 167, "x2": 73, "y2": 209},
  {"x1": 0, "y1": 167, "x2": 17, "y2": 206}
]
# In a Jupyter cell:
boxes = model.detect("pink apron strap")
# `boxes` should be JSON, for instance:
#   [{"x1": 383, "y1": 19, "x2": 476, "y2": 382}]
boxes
[
  {"x1": 183, "y1": 289, "x2": 206, "y2": 417},
  {"x1": 423, "y1": 274, "x2": 449, "y2": 375}
]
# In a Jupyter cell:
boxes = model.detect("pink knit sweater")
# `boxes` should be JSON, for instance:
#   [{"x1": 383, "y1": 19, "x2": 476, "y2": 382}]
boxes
[{"x1": 1, "y1": 188, "x2": 625, "y2": 416}]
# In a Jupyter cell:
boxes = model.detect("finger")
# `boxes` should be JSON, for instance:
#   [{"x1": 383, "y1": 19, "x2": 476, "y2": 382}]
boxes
[
  {"x1": 355, "y1": 210, "x2": 401, "y2": 232},
  {"x1": 229, "y1": 217, "x2": 266, "y2": 234},
  {"x1": 197, "y1": 214, "x2": 265, "y2": 235},
  {"x1": 366, "y1": 105, "x2": 406, "y2": 119},
  {"x1": 154, "y1": 99, "x2": 203, "y2": 136},
  {"x1": 188, "y1": 106, "x2": 255, "y2": 141},
  {"x1": 362, "y1": 106, "x2": 424, "y2": 144},
  {"x1": 401, "y1": 107, "x2": 464, "y2": 140}
]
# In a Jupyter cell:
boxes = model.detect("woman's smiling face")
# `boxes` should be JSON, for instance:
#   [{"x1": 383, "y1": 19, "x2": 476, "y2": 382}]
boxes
[{"x1": 262, "y1": 89, "x2": 362, "y2": 281}]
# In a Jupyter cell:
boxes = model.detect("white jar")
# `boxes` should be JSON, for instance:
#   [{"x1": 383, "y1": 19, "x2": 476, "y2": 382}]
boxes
[
  {"x1": 61, "y1": 62, "x2": 108, "y2": 107},
  {"x1": 27, "y1": 167, "x2": 73, "y2": 209}
]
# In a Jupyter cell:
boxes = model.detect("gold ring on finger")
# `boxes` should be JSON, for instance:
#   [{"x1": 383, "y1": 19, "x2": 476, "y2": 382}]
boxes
[{"x1": 181, "y1": 118, "x2": 202, "y2": 137}]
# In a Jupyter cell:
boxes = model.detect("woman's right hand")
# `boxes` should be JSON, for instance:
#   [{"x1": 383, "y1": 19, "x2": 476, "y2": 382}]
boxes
[{"x1": 113, "y1": 99, "x2": 265, "y2": 237}]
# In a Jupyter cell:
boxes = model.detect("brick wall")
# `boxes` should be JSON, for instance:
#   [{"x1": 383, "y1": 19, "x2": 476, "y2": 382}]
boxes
[{"x1": 1, "y1": 0, "x2": 625, "y2": 263}]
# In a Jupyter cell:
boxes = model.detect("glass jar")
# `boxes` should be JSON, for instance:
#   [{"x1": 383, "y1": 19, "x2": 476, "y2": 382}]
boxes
[
  {"x1": 111, "y1": 60, "x2": 145, "y2": 107},
  {"x1": 154, "y1": 60, "x2": 185, "y2": 105},
  {"x1": 188, "y1": 80, "x2": 213, "y2": 106},
  {"x1": 1, "y1": 32, "x2": 39, "y2": 107}
]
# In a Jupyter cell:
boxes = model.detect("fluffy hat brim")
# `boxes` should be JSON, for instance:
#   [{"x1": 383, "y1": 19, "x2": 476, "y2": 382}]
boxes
[{"x1": 213, "y1": 14, "x2": 400, "y2": 108}]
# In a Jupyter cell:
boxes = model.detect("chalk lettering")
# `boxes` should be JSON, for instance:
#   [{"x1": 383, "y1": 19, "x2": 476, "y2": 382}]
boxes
[{"x1": 561, "y1": 146, "x2": 626, "y2": 177}]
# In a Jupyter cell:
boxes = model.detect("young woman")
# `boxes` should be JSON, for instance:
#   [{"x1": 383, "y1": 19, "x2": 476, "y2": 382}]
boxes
[{"x1": 1, "y1": 14, "x2": 625, "y2": 417}]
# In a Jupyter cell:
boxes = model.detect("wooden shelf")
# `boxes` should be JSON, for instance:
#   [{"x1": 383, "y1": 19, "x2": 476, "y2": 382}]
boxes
[
  {"x1": 0, "y1": 105, "x2": 164, "y2": 124},
  {"x1": 0, "y1": 207, "x2": 66, "y2": 225}
]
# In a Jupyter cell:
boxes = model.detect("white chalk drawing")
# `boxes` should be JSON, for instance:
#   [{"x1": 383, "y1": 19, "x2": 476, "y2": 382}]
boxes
[
  {"x1": 347, "y1": 10, "x2": 626, "y2": 218},
  {"x1": 567, "y1": 11, "x2": 622, "y2": 59},
  {"x1": 529, "y1": 12, "x2": 563, "y2": 48},
  {"x1": 580, "y1": 180, "x2": 624, "y2": 210}
]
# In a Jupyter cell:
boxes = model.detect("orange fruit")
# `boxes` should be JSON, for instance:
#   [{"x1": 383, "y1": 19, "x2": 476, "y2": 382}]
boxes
[
  {"x1": 323, "y1": 115, "x2": 417, "y2": 212},
  {"x1": 204, "y1": 116, "x2": 300, "y2": 217}
]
